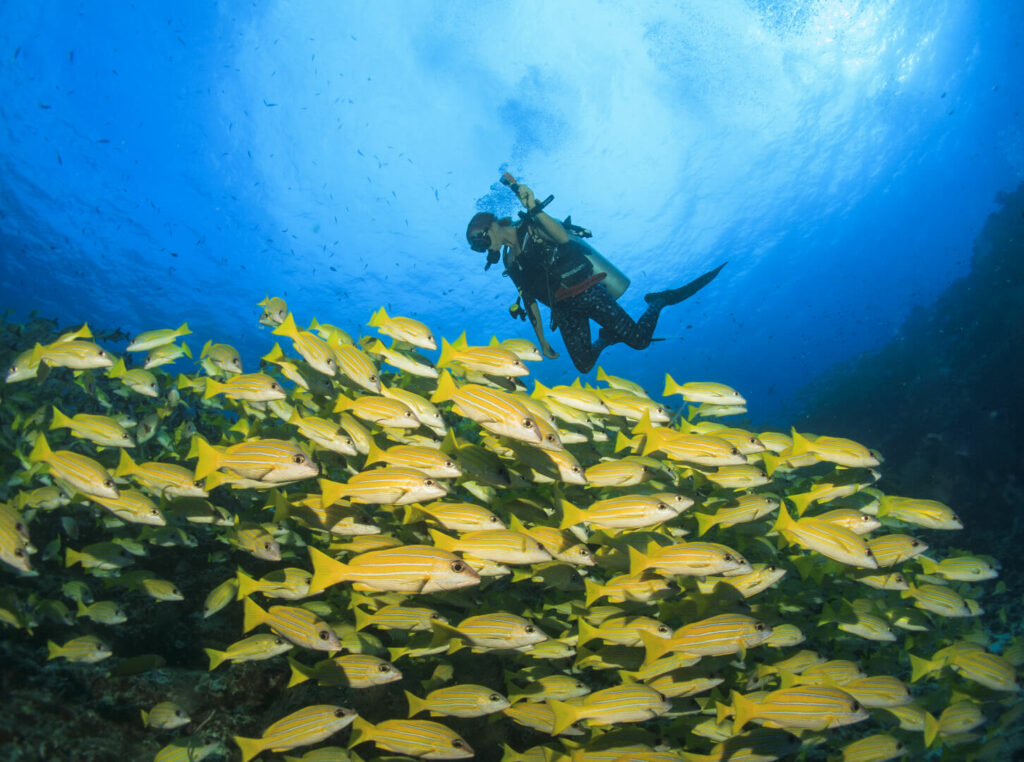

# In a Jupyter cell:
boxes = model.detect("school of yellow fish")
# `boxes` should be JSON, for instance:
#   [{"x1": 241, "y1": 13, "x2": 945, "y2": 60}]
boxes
[{"x1": 1, "y1": 297, "x2": 1022, "y2": 761}]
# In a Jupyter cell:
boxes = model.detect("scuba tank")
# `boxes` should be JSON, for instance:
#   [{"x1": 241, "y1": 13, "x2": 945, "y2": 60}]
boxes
[
  {"x1": 563, "y1": 231, "x2": 630, "y2": 301},
  {"x1": 500, "y1": 172, "x2": 630, "y2": 300}
]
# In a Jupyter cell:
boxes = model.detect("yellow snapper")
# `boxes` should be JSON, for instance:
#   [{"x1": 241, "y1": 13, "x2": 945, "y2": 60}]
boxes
[
  {"x1": 348, "y1": 716, "x2": 473, "y2": 759},
  {"x1": 50, "y1": 406, "x2": 134, "y2": 447},
  {"x1": 730, "y1": 686, "x2": 868, "y2": 732},
  {"x1": 29, "y1": 434, "x2": 118, "y2": 499},
  {"x1": 431, "y1": 371, "x2": 545, "y2": 447},
  {"x1": 288, "y1": 653, "x2": 402, "y2": 689},
  {"x1": 204, "y1": 372, "x2": 285, "y2": 402},
  {"x1": 664, "y1": 375, "x2": 746, "y2": 404},
  {"x1": 126, "y1": 322, "x2": 191, "y2": 352},
  {"x1": 204, "y1": 633, "x2": 293, "y2": 670},
  {"x1": 233, "y1": 704, "x2": 356, "y2": 762},
  {"x1": 307, "y1": 545, "x2": 480, "y2": 595},
  {"x1": 32, "y1": 339, "x2": 113, "y2": 370},
  {"x1": 241, "y1": 598, "x2": 341, "y2": 651},
  {"x1": 790, "y1": 429, "x2": 880, "y2": 468},
  {"x1": 548, "y1": 684, "x2": 671, "y2": 734},
  {"x1": 772, "y1": 503, "x2": 877, "y2": 569},
  {"x1": 439, "y1": 333, "x2": 528, "y2": 377},
  {"x1": 320, "y1": 468, "x2": 447, "y2": 506},
  {"x1": 200, "y1": 340, "x2": 243, "y2": 374},
  {"x1": 258, "y1": 295, "x2": 288, "y2": 326},
  {"x1": 143, "y1": 342, "x2": 191, "y2": 369},
  {"x1": 107, "y1": 358, "x2": 160, "y2": 397},
  {"x1": 141, "y1": 701, "x2": 190, "y2": 729},
  {"x1": 192, "y1": 436, "x2": 317, "y2": 484},
  {"x1": 46, "y1": 635, "x2": 112, "y2": 663},
  {"x1": 368, "y1": 306, "x2": 436, "y2": 350},
  {"x1": 272, "y1": 313, "x2": 338, "y2": 376},
  {"x1": 405, "y1": 684, "x2": 510, "y2": 718}
]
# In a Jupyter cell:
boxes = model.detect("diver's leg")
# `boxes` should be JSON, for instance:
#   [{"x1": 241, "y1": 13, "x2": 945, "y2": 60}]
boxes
[
  {"x1": 555, "y1": 306, "x2": 599, "y2": 374},
  {"x1": 585, "y1": 285, "x2": 660, "y2": 350}
]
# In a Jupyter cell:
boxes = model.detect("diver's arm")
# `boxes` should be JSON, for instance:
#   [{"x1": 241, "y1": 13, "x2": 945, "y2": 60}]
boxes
[
  {"x1": 517, "y1": 185, "x2": 569, "y2": 244},
  {"x1": 526, "y1": 301, "x2": 559, "y2": 359}
]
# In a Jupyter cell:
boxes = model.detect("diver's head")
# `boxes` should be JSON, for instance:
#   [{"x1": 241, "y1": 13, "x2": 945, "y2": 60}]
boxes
[{"x1": 466, "y1": 212, "x2": 512, "y2": 270}]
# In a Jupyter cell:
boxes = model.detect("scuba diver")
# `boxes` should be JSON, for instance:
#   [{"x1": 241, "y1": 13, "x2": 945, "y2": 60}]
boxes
[{"x1": 466, "y1": 173, "x2": 726, "y2": 374}]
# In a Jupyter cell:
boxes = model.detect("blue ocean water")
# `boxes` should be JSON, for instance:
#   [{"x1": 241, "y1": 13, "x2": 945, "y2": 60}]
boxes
[
  {"x1": 2, "y1": 1, "x2": 1021, "y2": 425},
  {"x1": 2, "y1": 3, "x2": 1024, "y2": 760}
]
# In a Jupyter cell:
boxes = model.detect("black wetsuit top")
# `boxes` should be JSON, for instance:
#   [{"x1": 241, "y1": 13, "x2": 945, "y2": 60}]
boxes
[{"x1": 505, "y1": 221, "x2": 593, "y2": 307}]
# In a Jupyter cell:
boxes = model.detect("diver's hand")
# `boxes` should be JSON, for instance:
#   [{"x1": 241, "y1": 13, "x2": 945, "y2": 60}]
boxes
[
  {"x1": 517, "y1": 185, "x2": 536, "y2": 211},
  {"x1": 541, "y1": 343, "x2": 559, "y2": 360}
]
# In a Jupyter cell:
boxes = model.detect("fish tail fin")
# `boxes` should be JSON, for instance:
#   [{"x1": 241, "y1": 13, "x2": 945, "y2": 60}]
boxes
[
  {"x1": 576, "y1": 618, "x2": 597, "y2": 646},
  {"x1": 771, "y1": 501, "x2": 796, "y2": 541},
  {"x1": 639, "y1": 629, "x2": 672, "y2": 665},
  {"x1": 241, "y1": 596, "x2": 266, "y2": 634},
  {"x1": 761, "y1": 452, "x2": 781, "y2": 477},
  {"x1": 204, "y1": 648, "x2": 227, "y2": 671},
  {"x1": 368, "y1": 306, "x2": 386, "y2": 328},
  {"x1": 233, "y1": 735, "x2": 265, "y2": 762},
  {"x1": 584, "y1": 578, "x2": 604, "y2": 608},
  {"x1": 663, "y1": 373, "x2": 684, "y2": 397},
  {"x1": 347, "y1": 716, "x2": 374, "y2": 749},
  {"x1": 177, "y1": 322, "x2": 191, "y2": 337},
  {"x1": 200, "y1": 339, "x2": 212, "y2": 359},
  {"x1": 437, "y1": 337, "x2": 454, "y2": 369},
  {"x1": 531, "y1": 378, "x2": 550, "y2": 400},
  {"x1": 107, "y1": 357, "x2": 127, "y2": 379},
  {"x1": 558, "y1": 498, "x2": 584, "y2": 530},
  {"x1": 405, "y1": 690, "x2": 426, "y2": 717},
  {"x1": 694, "y1": 512, "x2": 716, "y2": 537},
  {"x1": 614, "y1": 431, "x2": 639, "y2": 454},
  {"x1": 917, "y1": 556, "x2": 940, "y2": 576},
  {"x1": 640, "y1": 428, "x2": 664, "y2": 457},
  {"x1": 789, "y1": 492, "x2": 815, "y2": 517},
  {"x1": 789, "y1": 428, "x2": 812, "y2": 457},
  {"x1": 308, "y1": 546, "x2": 349, "y2": 595},
  {"x1": 319, "y1": 478, "x2": 348, "y2": 508},
  {"x1": 48, "y1": 407, "x2": 71, "y2": 433},
  {"x1": 29, "y1": 433, "x2": 51, "y2": 463},
  {"x1": 909, "y1": 653, "x2": 940, "y2": 683},
  {"x1": 262, "y1": 342, "x2": 285, "y2": 364},
  {"x1": 235, "y1": 569, "x2": 259, "y2": 600},
  {"x1": 272, "y1": 312, "x2": 300, "y2": 340},
  {"x1": 431, "y1": 370, "x2": 457, "y2": 404},
  {"x1": 627, "y1": 545, "x2": 652, "y2": 576},
  {"x1": 352, "y1": 606, "x2": 372, "y2": 632},
  {"x1": 731, "y1": 690, "x2": 755, "y2": 734},
  {"x1": 203, "y1": 376, "x2": 228, "y2": 399},
  {"x1": 427, "y1": 528, "x2": 457, "y2": 553},
  {"x1": 924, "y1": 711, "x2": 941, "y2": 748},
  {"x1": 287, "y1": 655, "x2": 313, "y2": 687},
  {"x1": 180, "y1": 341, "x2": 192, "y2": 359},
  {"x1": 332, "y1": 392, "x2": 354, "y2": 413},
  {"x1": 46, "y1": 640, "x2": 61, "y2": 660},
  {"x1": 114, "y1": 448, "x2": 136, "y2": 477},
  {"x1": 548, "y1": 699, "x2": 579, "y2": 736},
  {"x1": 193, "y1": 436, "x2": 222, "y2": 481},
  {"x1": 364, "y1": 438, "x2": 385, "y2": 466}
]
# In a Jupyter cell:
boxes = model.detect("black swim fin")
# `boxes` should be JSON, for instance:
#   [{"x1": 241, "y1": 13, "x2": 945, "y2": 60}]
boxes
[{"x1": 644, "y1": 261, "x2": 728, "y2": 309}]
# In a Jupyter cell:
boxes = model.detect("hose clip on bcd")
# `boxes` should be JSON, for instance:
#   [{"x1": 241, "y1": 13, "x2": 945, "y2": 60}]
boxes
[{"x1": 509, "y1": 293, "x2": 527, "y2": 321}]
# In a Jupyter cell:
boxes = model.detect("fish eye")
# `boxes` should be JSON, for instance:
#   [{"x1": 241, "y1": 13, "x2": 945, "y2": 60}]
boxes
[
  {"x1": 275, "y1": 637, "x2": 286, "y2": 645},
  {"x1": 272, "y1": 383, "x2": 282, "y2": 391},
  {"x1": 99, "y1": 350, "x2": 106, "y2": 357},
  {"x1": 657, "y1": 625, "x2": 669, "y2": 633},
  {"x1": 292, "y1": 454, "x2": 305, "y2": 464},
  {"x1": 524, "y1": 625, "x2": 535, "y2": 633},
  {"x1": 104, "y1": 479, "x2": 114, "y2": 488},
  {"x1": 489, "y1": 693, "x2": 502, "y2": 701},
  {"x1": 731, "y1": 448, "x2": 740, "y2": 455},
  {"x1": 333, "y1": 708, "x2": 347, "y2": 717},
  {"x1": 194, "y1": 480, "x2": 203, "y2": 487},
  {"x1": 723, "y1": 554, "x2": 733, "y2": 562},
  {"x1": 378, "y1": 663, "x2": 391, "y2": 672},
  {"x1": 755, "y1": 622, "x2": 766, "y2": 631},
  {"x1": 851, "y1": 700, "x2": 861, "y2": 711},
  {"x1": 489, "y1": 516, "x2": 499, "y2": 522},
  {"x1": 658, "y1": 503, "x2": 671, "y2": 510},
  {"x1": 866, "y1": 549, "x2": 874, "y2": 557},
  {"x1": 174, "y1": 709, "x2": 185, "y2": 717},
  {"x1": 172, "y1": 587, "x2": 180, "y2": 596},
  {"x1": 327, "y1": 358, "x2": 336, "y2": 366},
  {"x1": 445, "y1": 460, "x2": 456, "y2": 468},
  {"x1": 14, "y1": 548, "x2": 24, "y2": 558},
  {"x1": 317, "y1": 630, "x2": 330, "y2": 640},
  {"x1": 522, "y1": 418, "x2": 534, "y2": 428},
  {"x1": 451, "y1": 561, "x2": 465, "y2": 573},
  {"x1": 452, "y1": 740, "x2": 465, "y2": 749},
  {"x1": 264, "y1": 542, "x2": 273, "y2": 551},
  {"x1": 424, "y1": 479, "x2": 435, "y2": 487}
]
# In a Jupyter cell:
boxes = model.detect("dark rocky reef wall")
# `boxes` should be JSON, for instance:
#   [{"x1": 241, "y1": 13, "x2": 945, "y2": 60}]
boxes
[{"x1": 795, "y1": 182, "x2": 1024, "y2": 571}]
